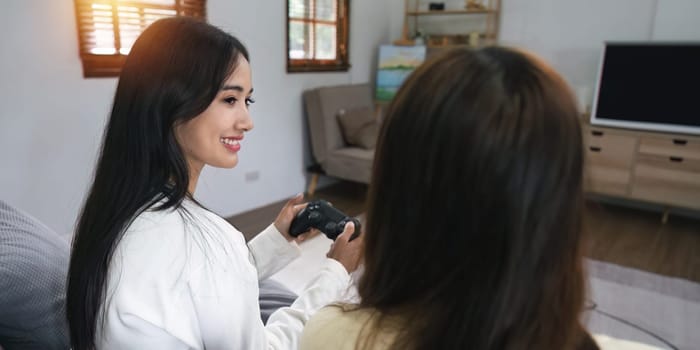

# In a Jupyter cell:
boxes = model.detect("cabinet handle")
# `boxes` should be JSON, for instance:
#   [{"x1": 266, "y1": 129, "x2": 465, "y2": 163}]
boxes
[
  {"x1": 672, "y1": 139, "x2": 687, "y2": 146},
  {"x1": 669, "y1": 156, "x2": 683, "y2": 163},
  {"x1": 591, "y1": 130, "x2": 604, "y2": 136},
  {"x1": 589, "y1": 146, "x2": 601, "y2": 152}
]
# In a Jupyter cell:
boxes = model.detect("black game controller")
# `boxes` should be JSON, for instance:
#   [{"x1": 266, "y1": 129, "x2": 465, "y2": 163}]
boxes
[{"x1": 289, "y1": 200, "x2": 361, "y2": 241}]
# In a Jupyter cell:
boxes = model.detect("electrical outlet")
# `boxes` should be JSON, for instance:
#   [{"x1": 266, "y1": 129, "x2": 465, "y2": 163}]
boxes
[{"x1": 245, "y1": 171, "x2": 260, "y2": 182}]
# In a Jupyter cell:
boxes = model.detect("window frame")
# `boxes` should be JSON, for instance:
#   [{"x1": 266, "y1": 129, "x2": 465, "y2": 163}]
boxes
[
  {"x1": 74, "y1": 0, "x2": 206, "y2": 78},
  {"x1": 286, "y1": 0, "x2": 350, "y2": 73}
]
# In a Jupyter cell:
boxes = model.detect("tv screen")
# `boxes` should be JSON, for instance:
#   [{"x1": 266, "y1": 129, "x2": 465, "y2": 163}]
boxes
[{"x1": 590, "y1": 43, "x2": 700, "y2": 135}]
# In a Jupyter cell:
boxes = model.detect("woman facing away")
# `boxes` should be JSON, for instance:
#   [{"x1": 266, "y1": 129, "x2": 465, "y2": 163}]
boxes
[
  {"x1": 66, "y1": 17, "x2": 362, "y2": 350},
  {"x1": 300, "y1": 47, "x2": 600, "y2": 350}
]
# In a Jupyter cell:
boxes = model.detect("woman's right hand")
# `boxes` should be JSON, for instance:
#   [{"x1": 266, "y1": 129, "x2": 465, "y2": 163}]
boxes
[{"x1": 326, "y1": 222, "x2": 363, "y2": 273}]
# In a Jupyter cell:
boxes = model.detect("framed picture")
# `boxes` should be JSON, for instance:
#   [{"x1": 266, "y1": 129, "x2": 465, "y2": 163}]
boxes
[{"x1": 375, "y1": 45, "x2": 426, "y2": 101}]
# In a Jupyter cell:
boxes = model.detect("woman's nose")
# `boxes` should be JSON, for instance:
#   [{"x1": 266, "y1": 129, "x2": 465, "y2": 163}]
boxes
[{"x1": 238, "y1": 108, "x2": 254, "y2": 132}]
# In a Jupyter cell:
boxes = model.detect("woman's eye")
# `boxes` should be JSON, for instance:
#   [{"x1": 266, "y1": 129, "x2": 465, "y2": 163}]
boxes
[
  {"x1": 245, "y1": 97, "x2": 256, "y2": 107},
  {"x1": 223, "y1": 97, "x2": 237, "y2": 105}
]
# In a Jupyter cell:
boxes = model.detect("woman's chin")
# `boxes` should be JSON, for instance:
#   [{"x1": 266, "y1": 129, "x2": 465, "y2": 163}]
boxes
[{"x1": 212, "y1": 157, "x2": 238, "y2": 169}]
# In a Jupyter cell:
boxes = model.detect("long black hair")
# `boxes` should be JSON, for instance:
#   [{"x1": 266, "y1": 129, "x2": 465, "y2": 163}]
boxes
[
  {"x1": 357, "y1": 47, "x2": 588, "y2": 349},
  {"x1": 66, "y1": 17, "x2": 249, "y2": 350}
]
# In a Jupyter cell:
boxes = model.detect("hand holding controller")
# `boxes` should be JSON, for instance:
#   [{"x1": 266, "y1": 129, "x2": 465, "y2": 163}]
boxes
[{"x1": 289, "y1": 200, "x2": 361, "y2": 241}]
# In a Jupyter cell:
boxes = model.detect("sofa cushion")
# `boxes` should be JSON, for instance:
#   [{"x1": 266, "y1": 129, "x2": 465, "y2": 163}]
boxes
[
  {"x1": 325, "y1": 147, "x2": 375, "y2": 184},
  {"x1": 303, "y1": 84, "x2": 373, "y2": 165},
  {"x1": 336, "y1": 107, "x2": 378, "y2": 150},
  {"x1": 0, "y1": 200, "x2": 70, "y2": 349}
]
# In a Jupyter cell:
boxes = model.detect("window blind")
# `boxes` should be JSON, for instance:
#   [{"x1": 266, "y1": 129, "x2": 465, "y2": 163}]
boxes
[{"x1": 74, "y1": 0, "x2": 205, "y2": 77}]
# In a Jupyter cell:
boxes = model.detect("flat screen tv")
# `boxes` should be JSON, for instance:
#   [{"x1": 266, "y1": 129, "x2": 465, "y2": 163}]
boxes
[{"x1": 590, "y1": 42, "x2": 700, "y2": 135}]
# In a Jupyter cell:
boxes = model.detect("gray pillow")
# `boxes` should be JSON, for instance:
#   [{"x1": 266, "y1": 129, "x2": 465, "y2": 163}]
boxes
[
  {"x1": 0, "y1": 200, "x2": 70, "y2": 350},
  {"x1": 337, "y1": 107, "x2": 379, "y2": 149}
]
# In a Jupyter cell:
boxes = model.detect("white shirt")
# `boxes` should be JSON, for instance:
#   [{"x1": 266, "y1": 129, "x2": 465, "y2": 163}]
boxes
[{"x1": 97, "y1": 199, "x2": 351, "y2": 349}]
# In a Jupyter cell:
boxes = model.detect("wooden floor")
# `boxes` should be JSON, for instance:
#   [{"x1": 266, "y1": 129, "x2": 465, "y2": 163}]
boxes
[
  {"x1": 584, "y1": 201, "x2": 700, "y2": 283},
  {"x1": 228, "y1": 182, "x2": 700, "y2": 283}
]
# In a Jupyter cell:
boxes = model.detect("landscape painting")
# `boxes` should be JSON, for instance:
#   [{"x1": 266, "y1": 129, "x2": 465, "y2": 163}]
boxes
[{"x1": 376, "y1": 45, "x2": 426, "y2": 101}]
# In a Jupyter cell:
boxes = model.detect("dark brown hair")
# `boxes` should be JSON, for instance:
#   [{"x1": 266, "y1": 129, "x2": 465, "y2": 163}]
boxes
[{"x1": 358, "y1": 47, "x2": 588, "y2": 349}]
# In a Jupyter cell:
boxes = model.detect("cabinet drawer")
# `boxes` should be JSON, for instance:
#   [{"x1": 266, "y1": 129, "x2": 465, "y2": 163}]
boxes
[
  {"x1": 584, "y1": 166, "x2": 631, "y2": 196},
  {"x1": 584, "y1": 128, "x2": 637, "y2": 166},
  {"x1": 631, "y1": 155, "x2": 700, "y2": 210},
  {"x1": 638, "y1": 135, "x2": 700, "y2": 161},
  {"x1": 583, "y1": 129, "x2": 637, "y2": 196}
]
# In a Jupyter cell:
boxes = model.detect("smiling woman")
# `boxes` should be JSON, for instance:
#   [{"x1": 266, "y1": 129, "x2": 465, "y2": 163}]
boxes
[{"x1": 66, "y1": 17, "x2": 362, "y2": 350}]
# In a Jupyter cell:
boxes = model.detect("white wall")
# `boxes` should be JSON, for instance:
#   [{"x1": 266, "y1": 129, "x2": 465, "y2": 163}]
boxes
[
  {"x1": 498, "y1": 0, "x2": 700, "y2": 112},
  {"x1": 0, "y1": 0, "x2": 391, "y2": 236},
  {"x1": 0, "y1": 0, "x2": 115, "y2": 237},
  {"x1": 387, "y1": 0, "x2": 700, "y2": 112},
  {"x1": 653, "y1": 0, "x2": 700, "y2": 40}
]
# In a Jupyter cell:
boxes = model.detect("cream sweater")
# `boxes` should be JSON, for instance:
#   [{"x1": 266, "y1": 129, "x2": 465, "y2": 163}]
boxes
[
  {"x1": 300, "y1": 307, "x2": 665, "y2": 350},
  {"x1": 300, "y1": 306, "x2": 397, "y2": 350},
  {"x1": 97, "y1": 199, "x2": 350, "y2": 349}
]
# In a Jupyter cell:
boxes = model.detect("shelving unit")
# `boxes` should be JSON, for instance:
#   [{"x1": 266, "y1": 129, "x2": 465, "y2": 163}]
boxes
[
  {"x1": 395, "y1": 0, "x2": 501, "y2": 50},
  {"x1": 406, "y1": 9, "x2": 495, "y2": 15}
]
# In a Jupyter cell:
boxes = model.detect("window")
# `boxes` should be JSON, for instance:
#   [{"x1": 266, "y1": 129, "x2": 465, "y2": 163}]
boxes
[
  {"x1": 74, "y1": 0, "x2": 206, "y2": 77},
  {"x1": 287, "y1": 0, "x2": 349, "y2": 73}
]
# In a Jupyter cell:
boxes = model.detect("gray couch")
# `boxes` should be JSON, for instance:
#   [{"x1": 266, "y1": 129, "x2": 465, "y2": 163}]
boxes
[{"x1": 303, "y1": 84, "x2": 376, "y2": 194}]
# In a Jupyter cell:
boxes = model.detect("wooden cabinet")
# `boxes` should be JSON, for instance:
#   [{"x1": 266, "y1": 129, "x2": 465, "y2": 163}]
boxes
[
  {"x1": 395, "y1": 0, "x2": 501, "y2": 52},
  {"x1": 583, "y1": 128, "x2": 636, "y2": 196},
  {"x1": 583, "y1": 125, "x2": 700, "y2": 211}
]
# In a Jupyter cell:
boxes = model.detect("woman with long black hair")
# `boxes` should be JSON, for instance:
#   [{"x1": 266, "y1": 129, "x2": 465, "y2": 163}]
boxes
[{"x1": 66, "y1": 17, "x2": 362, "y2": 350}]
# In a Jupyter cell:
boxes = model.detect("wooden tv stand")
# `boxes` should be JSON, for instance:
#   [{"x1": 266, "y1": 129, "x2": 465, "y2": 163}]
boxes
[{"x1": 582, "y1": 123, "x2": 700, "y2": 215}]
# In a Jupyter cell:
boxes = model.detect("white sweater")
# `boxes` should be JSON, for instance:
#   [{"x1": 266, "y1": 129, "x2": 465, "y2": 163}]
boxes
[{"x1": 96, "y1": 199, "x2": 351, "y2": 349}]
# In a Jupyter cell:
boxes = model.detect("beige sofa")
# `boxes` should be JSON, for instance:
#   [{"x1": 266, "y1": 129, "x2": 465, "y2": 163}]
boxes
[{"x1": 303, "y1": 84, "x2": 376, "y2": 194}]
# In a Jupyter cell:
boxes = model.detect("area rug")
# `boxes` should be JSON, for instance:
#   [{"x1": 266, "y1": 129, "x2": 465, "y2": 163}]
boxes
[{"x1": 585, "y1": 259, "x2": 700, "y2": 350}]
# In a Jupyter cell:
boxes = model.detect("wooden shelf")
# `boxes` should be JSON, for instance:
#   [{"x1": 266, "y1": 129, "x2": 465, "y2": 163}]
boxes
[
  {"x1": 424, "y1": 33, "x2": 496, "y2": 48},
  {"x1": 407, "y1": 9, "x2": 494, "y2": 16},
  {"x1": 426, "y1": 42, "x2": 496, "y2": 50},
  {"x1": 396, "y1": 0, "x2": 501, "y2": 60},
  {"x1": 427, "y1": 44, "x2": 471, "y2": 49}
]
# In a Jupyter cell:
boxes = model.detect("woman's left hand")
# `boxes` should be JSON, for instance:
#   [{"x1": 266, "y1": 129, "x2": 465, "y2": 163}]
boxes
[{"x1": 273, "y1": 193, "x2": 317, "y2": 242}]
